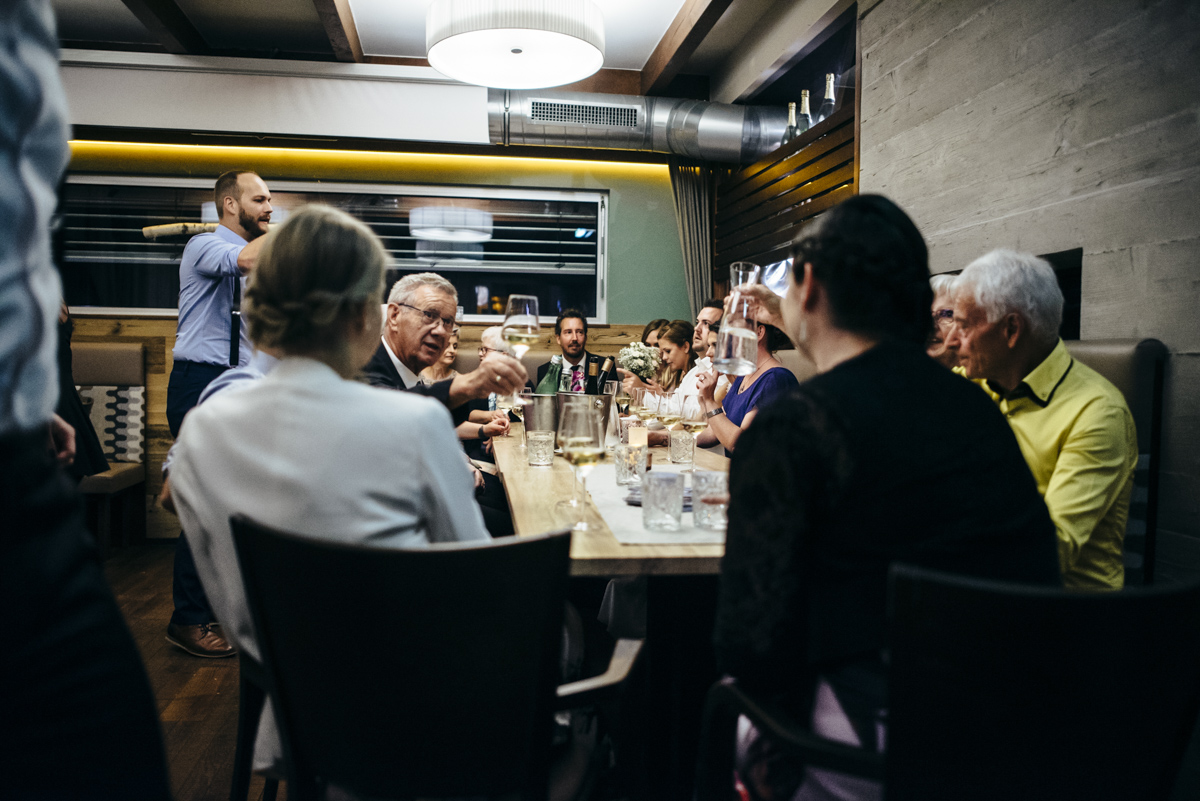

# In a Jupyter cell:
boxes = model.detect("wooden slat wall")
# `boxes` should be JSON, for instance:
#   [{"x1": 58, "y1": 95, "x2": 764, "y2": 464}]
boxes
[
  {"x1": 70, "y1": 315, "x2": 647, "y2": 540},
  {"x1": 713, "y1": 104, "x2": 857, "y2": 280}
]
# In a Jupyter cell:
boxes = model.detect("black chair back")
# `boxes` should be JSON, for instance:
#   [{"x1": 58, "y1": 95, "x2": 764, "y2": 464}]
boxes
[
  {"x1": 886, "y1": 563, "x2": 1200, "y2": 801},
  {"x1": 231, "y1": 515, "x2": 572, "y2": 801}
]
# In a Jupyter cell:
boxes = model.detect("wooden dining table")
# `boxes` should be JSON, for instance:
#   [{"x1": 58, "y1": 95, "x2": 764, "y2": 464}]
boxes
[
  {"x1": 492, "y1": 423, "x2": 731, "y2": 799},
  {"x1": 490, "y1": 423, "x2": 728, "y2": 577}
]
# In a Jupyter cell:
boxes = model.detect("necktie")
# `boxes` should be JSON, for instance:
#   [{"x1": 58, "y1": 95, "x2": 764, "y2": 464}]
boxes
[{"x1": 570, "y1": 365, "x2": 583, "y2": 392}]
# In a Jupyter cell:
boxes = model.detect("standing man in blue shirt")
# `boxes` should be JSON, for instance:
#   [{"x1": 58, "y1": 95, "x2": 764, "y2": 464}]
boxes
[{"x1": 164, "y1": 170, "x2": 272, "y2": 657}]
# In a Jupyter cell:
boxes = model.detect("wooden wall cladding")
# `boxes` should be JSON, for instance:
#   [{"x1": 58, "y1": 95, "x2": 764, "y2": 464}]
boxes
[{"x1": 713, "y1": 104, "x2": 857, "y2": 280}]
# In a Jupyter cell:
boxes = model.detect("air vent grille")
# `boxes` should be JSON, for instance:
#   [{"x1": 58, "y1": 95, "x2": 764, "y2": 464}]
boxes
[{"x1": 531, "y1": 100, "x2": 638, "y2": 128}]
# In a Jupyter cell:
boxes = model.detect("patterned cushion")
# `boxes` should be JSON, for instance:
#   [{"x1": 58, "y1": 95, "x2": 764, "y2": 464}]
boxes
[{"x1": 76, "y1": 385, "x2": 145, "y2": 463}]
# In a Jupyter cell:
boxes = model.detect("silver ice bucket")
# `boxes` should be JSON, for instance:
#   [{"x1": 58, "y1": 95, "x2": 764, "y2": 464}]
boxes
[
  {"x1": 524, "y1": 393, "x2": 560, "y2": 433},
  {"x1": 555, "y1": 390, "x2": 614, "y2": 426}
]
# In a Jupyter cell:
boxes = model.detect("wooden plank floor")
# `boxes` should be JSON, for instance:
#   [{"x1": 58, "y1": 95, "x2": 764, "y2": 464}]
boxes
[{"x1": 105, "y1": 542, "x2": 283, "y2": 801}]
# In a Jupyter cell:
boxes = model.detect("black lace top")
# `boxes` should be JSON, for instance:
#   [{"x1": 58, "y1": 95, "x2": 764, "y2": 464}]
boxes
[{"x1": 714, "y1": 340, "x2": 1060, "y2": 703}]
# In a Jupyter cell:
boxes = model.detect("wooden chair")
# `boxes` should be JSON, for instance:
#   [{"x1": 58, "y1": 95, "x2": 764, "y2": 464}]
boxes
[
  {"x1": 230, "y1": 516, "x2": 642, "y2": 801},
  {"x1": 696, "y1": 563, "x2": 1200, "y2": 801},
  {"x1": 229, "y1": 653, "x2": 279, "y2": 801}
]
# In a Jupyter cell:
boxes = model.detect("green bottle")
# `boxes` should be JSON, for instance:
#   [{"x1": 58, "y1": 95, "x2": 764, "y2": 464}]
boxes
[{"x1": 535, "y1": 355, "x2": 563, "y2": 395}]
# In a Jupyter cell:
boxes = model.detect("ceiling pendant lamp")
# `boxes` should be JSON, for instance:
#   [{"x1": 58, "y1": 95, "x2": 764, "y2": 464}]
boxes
[{"x1": 426, "y1": 0, "x2": 605, "y2": 90}]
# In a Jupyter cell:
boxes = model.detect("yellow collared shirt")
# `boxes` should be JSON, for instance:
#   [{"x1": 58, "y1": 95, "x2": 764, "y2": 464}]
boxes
[{"x1": 963, "y1": 340, "x2": 1137, "y2": 590}]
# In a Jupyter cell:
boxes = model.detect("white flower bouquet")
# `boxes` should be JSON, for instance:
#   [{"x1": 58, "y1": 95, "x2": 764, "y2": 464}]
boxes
[{"x1": 617, "y1": 342, "x2": 661, "y2": 382}]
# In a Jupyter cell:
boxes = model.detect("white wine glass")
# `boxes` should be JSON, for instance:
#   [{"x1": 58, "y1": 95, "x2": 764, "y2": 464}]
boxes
[
  {"x1": 679, "y1": 394, "x2": 707, "y2": 473},
  {"x1": 500, "y1": 294, "x2": 539, "y2": 407},
  {"x1": 555, "y1": 403, "x2": 606, "y2": 532}
]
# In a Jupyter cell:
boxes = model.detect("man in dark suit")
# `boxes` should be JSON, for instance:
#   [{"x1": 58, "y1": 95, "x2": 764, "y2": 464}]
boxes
[
  {"x1": 362, "y1": 273, "x2": 526, "y2": 422},
  {"x1": 535, "y1": 308, "x2": 598, "y2": 391},
  {"x1": 362, "y1": 272, "x2": 526, "y2": 538}
]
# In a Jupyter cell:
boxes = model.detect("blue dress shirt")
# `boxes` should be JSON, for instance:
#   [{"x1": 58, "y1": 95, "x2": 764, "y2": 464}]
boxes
[{"x1": 171, "y1": 224, "x2": 253, "y2": 367}]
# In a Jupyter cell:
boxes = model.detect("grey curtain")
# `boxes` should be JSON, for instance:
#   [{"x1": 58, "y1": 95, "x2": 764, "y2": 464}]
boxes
[{"x1": 668, "y1": 157, "x2": 712, "y2": 319}]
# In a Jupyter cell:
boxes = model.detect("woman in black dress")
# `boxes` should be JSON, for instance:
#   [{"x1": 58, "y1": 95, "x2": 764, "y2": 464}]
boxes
[{"x1": 714, "y1": 196, "x2": 1061, "y2": 800}]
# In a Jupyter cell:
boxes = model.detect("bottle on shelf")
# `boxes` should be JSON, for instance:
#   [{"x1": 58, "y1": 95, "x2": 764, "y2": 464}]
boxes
[
  {"x1": 816, "y1": 73, "x2": 836, "y2": 124},
  {"x1": 535, "y1": 355, "x2": 563, "y2": 395},
  {"x1": 781, "y1": 93, "x2": 812, "y2": 147},
  {"x1": 799, "y1": 89, "x2": 813, "y2": 132}
]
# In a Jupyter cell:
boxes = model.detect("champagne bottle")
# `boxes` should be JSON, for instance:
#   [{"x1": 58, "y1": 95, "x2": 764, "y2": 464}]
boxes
[
  {"x1": 781, "y1": 102, "x2": 800, "y2": 146},
  {"x1": 817, "y1": 73, "x2": 836, "y2": 124},
  {"x1": 594, "y1": 357, "x2": 614, "y2": 394},
  {"x1": 535, "y1": 355, "x2": 563, "y2": 395},
  {"x1": 798, "y1": 89, "x2": 813, "y2": 132},
  {"x1": 585, "y1": 357, "x2": 600, "y2": 395}
]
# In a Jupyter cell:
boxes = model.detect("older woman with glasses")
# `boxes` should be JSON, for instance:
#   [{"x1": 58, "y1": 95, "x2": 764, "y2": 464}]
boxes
[{"x1": 926, "y1": 273, "x2": 960, "y2": 368}]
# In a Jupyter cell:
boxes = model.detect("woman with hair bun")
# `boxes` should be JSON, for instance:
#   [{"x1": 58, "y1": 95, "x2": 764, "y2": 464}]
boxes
[{"x1": 168, "y1": 205, "x2": 489, "y2": 775}]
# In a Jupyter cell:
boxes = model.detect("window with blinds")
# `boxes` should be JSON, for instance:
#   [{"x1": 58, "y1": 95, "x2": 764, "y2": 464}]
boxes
[{"x1": 60, "y1": 177, "x2": 608, "y2": 321}]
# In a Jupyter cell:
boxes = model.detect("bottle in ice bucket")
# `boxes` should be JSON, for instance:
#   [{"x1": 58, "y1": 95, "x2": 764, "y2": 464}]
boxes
[{"x1": 535, "y1": 354, "x2": 563, "y2": 395}]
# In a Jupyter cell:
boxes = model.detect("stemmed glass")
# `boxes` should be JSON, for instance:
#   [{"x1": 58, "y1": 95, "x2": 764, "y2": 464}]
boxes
[
  {"x1": 500, "y1": 294, "x2": 539, "y2": 407},
  {"x1": 679, "y1": 394, "x2": 707, "y2": 473},
  {"x1": 555, "y1": 403, "x2": 607, "y2": 532}
]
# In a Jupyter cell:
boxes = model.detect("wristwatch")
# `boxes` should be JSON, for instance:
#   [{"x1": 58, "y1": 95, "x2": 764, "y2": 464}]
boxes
[
  {"x1": 478, "y1": 424, "x2": 490, "y2": 440},
  {"x1": 705, "y1": 407, "x2": 725, "y2": 419}
]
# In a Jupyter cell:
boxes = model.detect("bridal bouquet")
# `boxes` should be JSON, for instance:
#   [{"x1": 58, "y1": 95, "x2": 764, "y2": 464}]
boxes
[{"x1": 616, "y1": 342, "x2": 661, "y2": 382}]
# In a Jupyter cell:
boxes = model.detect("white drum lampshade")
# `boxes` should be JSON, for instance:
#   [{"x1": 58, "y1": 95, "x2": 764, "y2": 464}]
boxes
[{"x1": 426, "y1": 0, "x2": 605, "y2": 90}]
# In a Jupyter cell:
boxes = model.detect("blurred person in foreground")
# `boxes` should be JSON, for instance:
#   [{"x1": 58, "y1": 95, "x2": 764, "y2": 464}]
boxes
[
  {"x1": 714, "y1": 195, "x2": 1060, "y2": 801},
  {"x1": 926, "y1": 273, "x2": 960, "y2": 368},
  {"x1": 1, "y1": 1, "x2": 170, "y2": 796},
  {"x1": 946, "y1": 250, "x2": 1136, "y2": 590},
  {"x1": 169, "y1": 206, "x2": 490, "y2": 777}
]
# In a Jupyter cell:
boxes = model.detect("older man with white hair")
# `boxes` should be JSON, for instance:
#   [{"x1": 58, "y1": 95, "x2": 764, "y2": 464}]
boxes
[
  {"x1": 363, "y1": 272, "x2": 527, "y2": 419},
  {"x1": 946, "y1": 249, "x2": 1137, "y2": 590}
]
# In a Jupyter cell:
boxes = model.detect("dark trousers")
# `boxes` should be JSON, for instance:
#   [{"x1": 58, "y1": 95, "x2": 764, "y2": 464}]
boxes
[
  {"x1": 1, "y1": 429, "x2": 171, "y2": 799},
  {"x1": 477, "y1": 470, "x2": 515, "y2": 539},
  {"x1": 166, "y1": 359, "x2": 228, "y2": 626}
]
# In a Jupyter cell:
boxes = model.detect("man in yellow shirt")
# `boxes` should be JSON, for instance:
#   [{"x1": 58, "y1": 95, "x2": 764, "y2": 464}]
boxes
[{"x1": 946, "y1": 249, "x2": 1136, "y2": 589}]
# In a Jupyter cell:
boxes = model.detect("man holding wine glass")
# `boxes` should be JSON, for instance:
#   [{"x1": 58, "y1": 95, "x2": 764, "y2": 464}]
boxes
[
  {"x1": 363, "y1": 273, "x2": 528, "y2": 416},
  {"x1": 363, "y1": 273, "x2": 527, "y2": 538}
]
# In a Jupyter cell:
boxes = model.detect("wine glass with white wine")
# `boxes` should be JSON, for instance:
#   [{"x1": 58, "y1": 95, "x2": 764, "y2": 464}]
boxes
[
  {"x1": 555, "y1": 403, "x2": 607, "y2": 532},
  {"x1": 500, "y1": 294, "x2": 539, "y2": 408}
]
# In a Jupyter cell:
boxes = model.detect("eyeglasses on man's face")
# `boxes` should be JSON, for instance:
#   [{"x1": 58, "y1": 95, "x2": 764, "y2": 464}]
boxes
[{"x1": 397, "y1": 302, "x2": 456, "y2": 331}]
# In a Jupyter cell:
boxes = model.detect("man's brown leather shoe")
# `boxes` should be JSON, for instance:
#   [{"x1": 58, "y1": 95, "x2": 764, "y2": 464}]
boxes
[{"x1": 166, "y1": 622, "x2": 236, "y2": 658}]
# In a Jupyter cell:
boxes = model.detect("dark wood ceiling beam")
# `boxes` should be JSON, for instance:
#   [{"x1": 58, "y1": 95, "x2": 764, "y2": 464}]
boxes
[
  {"x1": 313, "y1": 0, "x2": 364, "y2": 63},
  {"x1": 119, "y1": 0, "x2": 208, "y2": 55},
  {"x1": 640, "y1": 0, "x2": 735, "y2": 96}
]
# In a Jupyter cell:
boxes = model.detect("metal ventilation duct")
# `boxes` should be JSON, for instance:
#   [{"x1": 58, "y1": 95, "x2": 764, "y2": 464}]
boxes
[{"x1": 488, "y1": 88, "x2": 789, "y2": 164}]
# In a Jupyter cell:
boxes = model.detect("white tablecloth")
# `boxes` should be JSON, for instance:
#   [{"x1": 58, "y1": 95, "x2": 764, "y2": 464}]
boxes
[{"x1": 585, "y1": 461, "x2": 726, "y2": 546}]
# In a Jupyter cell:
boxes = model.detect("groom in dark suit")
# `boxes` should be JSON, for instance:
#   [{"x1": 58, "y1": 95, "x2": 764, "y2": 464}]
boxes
[{"x1": 534, "y1": 308, "x2": 599, "y2": 390}]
